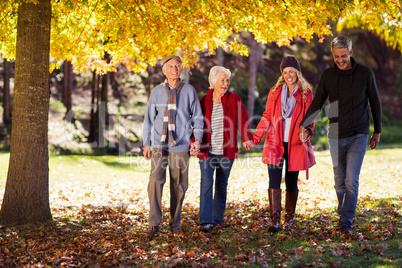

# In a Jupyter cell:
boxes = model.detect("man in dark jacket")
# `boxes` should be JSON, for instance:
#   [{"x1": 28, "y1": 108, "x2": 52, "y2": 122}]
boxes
[{"x1": 299, "y1": 36, "x2": 382, "y2": 235}]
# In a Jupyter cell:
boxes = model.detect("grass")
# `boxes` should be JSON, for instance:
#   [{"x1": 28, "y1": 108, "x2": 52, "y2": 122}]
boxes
[{"x1": 0, "y1": 148, "x2": 401, "y2": 267}]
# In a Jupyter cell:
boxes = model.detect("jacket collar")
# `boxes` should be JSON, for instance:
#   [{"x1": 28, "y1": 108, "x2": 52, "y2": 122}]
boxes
[
  {"x1": 205, "y1": 88, "x2": 230, "y2": 102},
  {"x1": 272, "y1": 84, "x2": 302, "y2": 100}
]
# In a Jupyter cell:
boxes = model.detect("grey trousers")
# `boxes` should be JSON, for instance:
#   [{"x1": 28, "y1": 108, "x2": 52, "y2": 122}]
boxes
[{"x1": 148, "y1": 148, "x2": 190, "y2": 229}]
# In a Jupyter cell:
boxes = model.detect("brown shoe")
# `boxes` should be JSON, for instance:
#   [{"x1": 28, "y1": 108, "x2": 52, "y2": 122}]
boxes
[{"x1": 144, "y1": 226, "x2": 159, "y2": 237}]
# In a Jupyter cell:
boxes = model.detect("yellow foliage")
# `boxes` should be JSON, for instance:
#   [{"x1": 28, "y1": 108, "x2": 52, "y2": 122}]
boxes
[
  {"x1": 338, "y1": 0, "x2": 402, "y2": 50},
  {"x1": 1, "y1": 0, "x2": 399, "y2": 73}
]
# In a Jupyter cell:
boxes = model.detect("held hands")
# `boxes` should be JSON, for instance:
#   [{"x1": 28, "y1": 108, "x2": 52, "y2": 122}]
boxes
[
  {"x1": 299, "y1": 126, "x2": 312, "y2": 143},
  {"x1": 190, "y1": 141, "x2": 201, "y2": 155},
  {"x1": 369, "y1": 133, "x2": 380, "y2": 149},
  {"x1": 243, "y1": 140, "x2": 255, "y2": 151},
  {"x1": 143, "y1": 146, "x2": 151, "y2": 160}
]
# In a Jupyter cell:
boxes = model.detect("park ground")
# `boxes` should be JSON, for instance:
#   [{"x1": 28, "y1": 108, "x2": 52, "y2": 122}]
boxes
[{"x1": 0, "y1": 148, "x2": 401, "y2": 267}]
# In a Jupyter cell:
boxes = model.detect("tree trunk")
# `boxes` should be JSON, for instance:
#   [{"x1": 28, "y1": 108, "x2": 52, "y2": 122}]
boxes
[
  {"x1": 0, "y1": 0, "x2": 52, "y2": 225},
  {"x1": 216, "y1": 46, "x2": 224, "y2": 66},
  {"x1": 110, "y1": 71, "x2": 121, "y2": 99},
  {"x1": 101, "y1": 73, "x2": 109, "y2": 128},
  {"x1": 248, "y1": 33, "x2": 259, "y2": 124},
  {"x1": 3, "y1": 59, "x2": 12, "y2": 126},
  {"x1": 312, "y1": 35, "x2": 326, "y2": 87},
  {"x1": 62, "y1": 60, "x2": 73, "y2": 117},
  {"x1": 88, "y1": 70, "x2": 99, "y2": 144},
  {"x1": 361, "y1": 31, "x2": 395, "y2": 87}
]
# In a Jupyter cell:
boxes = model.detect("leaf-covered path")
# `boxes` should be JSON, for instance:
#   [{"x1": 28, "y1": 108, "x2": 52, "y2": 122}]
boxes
[{"x1": 0, "y1": 149, "x2": 401, "y2": 267}]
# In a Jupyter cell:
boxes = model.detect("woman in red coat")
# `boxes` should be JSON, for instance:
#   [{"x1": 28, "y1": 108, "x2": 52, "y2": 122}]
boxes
[
  {"x1": 253, "y1": 56, "x2": 316, "y2": 233},
  {"x1": 191, "y1": 66, "x2": 254, "y2": 232}
]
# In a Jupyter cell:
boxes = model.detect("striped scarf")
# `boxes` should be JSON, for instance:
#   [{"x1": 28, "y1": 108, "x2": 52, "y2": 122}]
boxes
[{"x1": 156, "y1": 80, "x2": 183, "y2": 156}]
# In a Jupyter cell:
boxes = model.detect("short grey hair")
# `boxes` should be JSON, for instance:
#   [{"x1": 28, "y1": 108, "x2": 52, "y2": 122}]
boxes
[
  {"x1": 208, "y1": 66, "x2": 231, "y2": 89},
  {"x1": 331, "y1": 35, "x2": 353, "y2": 52}
]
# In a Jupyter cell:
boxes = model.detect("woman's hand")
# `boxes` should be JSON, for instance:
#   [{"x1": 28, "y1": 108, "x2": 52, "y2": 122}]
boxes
[
  {"x1": 243, "y1": 140, "x2": 255, "y2": 151},
  {"x1": 299, "y1": 126, "x2": 311, "y2": 143},
  {"x1": 190, "y1": 141, "x2": 201, "y2": 155}
]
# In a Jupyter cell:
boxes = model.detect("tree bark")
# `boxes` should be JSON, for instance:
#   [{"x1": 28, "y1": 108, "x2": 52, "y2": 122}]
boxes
[
  {"x1": 216, "y1": 46, "x2": 224, "y2": 66},
  {"x1": 3, "y1": 59, "x2": 12, "y2": 126},
  {"x1": 62, "y1": 60, "x2": 73, "y2": 117},
  {"x1": 248, "y1": 33, "x2": 259, "y2": 124},
  {"x1": 88, "y1": 71, "x2": 99, "y2": 144},
  {"x1": 0, "y1": 0, "x2": 52, "y2": 225},
  {"x1": 361, "y1": 31, "x2": 395, "y2": 87}
]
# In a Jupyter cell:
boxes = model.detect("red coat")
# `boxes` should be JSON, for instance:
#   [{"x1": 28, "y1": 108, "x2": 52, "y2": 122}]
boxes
[
  {"x1": 196, "y1": 89, "x2": 253, "y2": 159},
  {"x1": 253, "y1": 85, "x2": 316, "y2": 172}
]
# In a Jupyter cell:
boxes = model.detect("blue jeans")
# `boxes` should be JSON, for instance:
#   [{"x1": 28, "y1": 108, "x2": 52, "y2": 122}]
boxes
[
  {"x1": 329, "y1": 134, "x2": 368, "y2": 229},
  {"x1": 199, "y1": 154, "x2": 234, "y2": 225}
]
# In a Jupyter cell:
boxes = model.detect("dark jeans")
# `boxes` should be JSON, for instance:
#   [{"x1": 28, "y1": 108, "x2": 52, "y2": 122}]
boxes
[
  {"x1": 199, "y1": 154, "x2": 234, "y2": 225},
  {"x1": 267, "y1": 142, "x2": 299, "y2": 191}
]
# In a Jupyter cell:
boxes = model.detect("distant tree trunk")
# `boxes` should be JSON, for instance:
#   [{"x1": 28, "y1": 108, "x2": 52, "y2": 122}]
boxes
[
  {"x1": 110, "y1": 71, "x2": 121, "y2": 99},
  {"x1": 3, "y1": 59, "x2": 12, "y2": 126},
  {"x1": 0, "y1": 0, "x2": 52, "y2": 225},
  {"x1": 88, "y1": 70, "x2": 99, "y2": 143},
  {"x1": 216, "y1": 46, "x2": 224, "y2": 66},
  {"x1": 101, "y1": 52, "x2": 110, "y2": 127},
  {"x1": 248, "y1": 33, "x2": 259, "y2": 123},
  {"x1": 183, "y1": 68, "x2": 190, "y2": 84},
  {"x1": 312, "y1": 35, "x2": 326, "y2": 87},
  {"x1": 361, "y1": 31, "x2": 396, "y2": 87},
  {"x1": 62, "y1": 60, "x2": 73, "y2": 117}
]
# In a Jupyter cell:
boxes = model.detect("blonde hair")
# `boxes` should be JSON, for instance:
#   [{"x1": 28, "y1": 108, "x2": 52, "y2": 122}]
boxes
[
  {"x1": 273, "y1": 67, "x2": 313, "y2": 99},
  {"x1": 208, "y1": 66, "x2": 231, "y2": 89}
]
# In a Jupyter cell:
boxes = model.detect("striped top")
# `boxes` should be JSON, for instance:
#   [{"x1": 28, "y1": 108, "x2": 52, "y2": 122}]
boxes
[{"x1": 209, "y1": 102, "x2": 224, "y2": 155}]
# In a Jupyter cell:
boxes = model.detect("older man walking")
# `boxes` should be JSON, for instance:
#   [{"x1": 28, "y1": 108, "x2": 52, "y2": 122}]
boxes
[
  {"x1": 142, "y1": 55, "x2": 203, "y2": 237},
  {"x1": 300, "y1": 36, "x2": 382, "y2": 235}
]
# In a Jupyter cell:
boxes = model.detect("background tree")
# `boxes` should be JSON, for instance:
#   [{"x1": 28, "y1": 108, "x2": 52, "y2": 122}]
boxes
[
  {"x1": 2, "y1": 59, "x2": 12, "y2": 126},
  {"x1": 62, "y1": 60, "x2": 73, "y2": 117},
  {"x1": 0, "y1": 0, "x2": 52, "y2": 225}
]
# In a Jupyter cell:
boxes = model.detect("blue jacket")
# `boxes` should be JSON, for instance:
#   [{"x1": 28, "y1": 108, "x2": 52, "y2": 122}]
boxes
[{"x1": 142, "y1": 82, "x2": 204, "y2": 152}]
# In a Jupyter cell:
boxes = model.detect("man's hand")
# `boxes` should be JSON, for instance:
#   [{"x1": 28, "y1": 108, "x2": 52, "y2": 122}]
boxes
[
  {"x1": 299, "y1": 126, "x2": 311, "y2": 143},
  {"x1": 243, "y1": 140, "x2": 255, "y2": 151},
  {"x1": 190, "y1": 141, "x2": 201, "y2": 155},
  {"x1": 143, "y1": 146, "x2": 151, "y2": 160},
  {"x1": 369, "y1": 133, "x2": 380, "y2": 149}
]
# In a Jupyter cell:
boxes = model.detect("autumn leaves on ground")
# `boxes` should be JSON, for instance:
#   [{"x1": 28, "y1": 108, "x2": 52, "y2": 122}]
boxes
[{"x1": 0, "y1": 149, "x2": 401, "y2": 267}]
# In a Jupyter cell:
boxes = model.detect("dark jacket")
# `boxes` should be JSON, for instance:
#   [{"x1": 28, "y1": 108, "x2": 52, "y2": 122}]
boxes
[
  {"x1": 301, "y1": 57, "x2": 382, "y2": 139},
  {"x1": 195, "y1": 89, "x2": 253, "y2": 159}
]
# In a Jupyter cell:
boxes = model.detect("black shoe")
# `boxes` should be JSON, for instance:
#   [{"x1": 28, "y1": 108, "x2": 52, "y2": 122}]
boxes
[
  {"x1": 144, "y1": 226, "x2": 159, "y2": 237},
  {"x1": 200, "y1": 223, "x2": 214, "y2": 232},
  {"x1": 339, "y1": 225, "x2": 352, "y2": 235}
]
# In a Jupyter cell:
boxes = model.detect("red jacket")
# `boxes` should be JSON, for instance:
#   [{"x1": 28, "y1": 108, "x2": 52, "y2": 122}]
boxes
[
  {"x1": 196, "y1": 89, "x2": 253, "y2": 159},
  {"x1": 253, "y1": 85, "x2": 316, "y2": 172}
]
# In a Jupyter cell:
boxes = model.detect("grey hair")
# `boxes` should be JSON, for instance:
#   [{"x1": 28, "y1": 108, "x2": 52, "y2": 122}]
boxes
[
  {"x1": 162, "y1": 60, "x2": 182, "y2": 73},
  {"x1": 208, "y1": 66, "x2": 231, "y2": 89},
  {"x1": 331, "y1": 35, "x2": 353, "y2": 52}
]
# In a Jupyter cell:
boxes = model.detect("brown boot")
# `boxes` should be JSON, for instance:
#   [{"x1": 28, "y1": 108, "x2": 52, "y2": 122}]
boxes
[
  {"x1": 284, "y1": 190, "x2": 299, "y2": 228},
  {"x1": 268, "y1": 188, "x2": 282, "y2": 233}
]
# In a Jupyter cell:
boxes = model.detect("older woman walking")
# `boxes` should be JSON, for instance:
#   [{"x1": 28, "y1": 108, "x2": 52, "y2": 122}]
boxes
[
  {"x1": 191, "y1": 66, "x2": 254, "y2": 232},
  {"x1": 253, "y1": 56, "x2": 316, "y2": 233}
]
